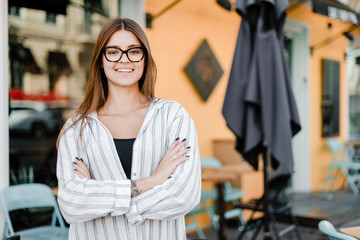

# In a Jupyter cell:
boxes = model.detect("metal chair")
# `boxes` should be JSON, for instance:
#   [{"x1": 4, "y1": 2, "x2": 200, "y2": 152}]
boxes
[
  {"x1": 1, "y1": 183, "x2": 69, "y2": 240},
  {"x1": 200, "y1": 157, "x2": 247, "y2": 231},
  {"x1": 186, "y1": 202, "x2": 207, "y2": 239},
  {"x1": 237, "y1": 173, "x2": 302, "y2": 240},
  {"x1": 324, "y1": 138, "x2": 360, "y2": 195},
  {"x1": 318, "y1": 220, "x2": 357, "y2": 240},
  {"x1": 186, "y1": 189, "x2": 217, "y2": 239}
]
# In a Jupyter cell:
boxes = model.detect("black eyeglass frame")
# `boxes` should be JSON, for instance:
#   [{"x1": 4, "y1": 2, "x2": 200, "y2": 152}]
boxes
[{"x1": 102, "y1": 46, "x2": 147, "y2": 63}]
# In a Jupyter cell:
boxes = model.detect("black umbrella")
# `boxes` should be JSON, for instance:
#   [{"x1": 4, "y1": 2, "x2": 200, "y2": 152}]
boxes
[{"x1": 222, "y1": 0, "x2": 301, "y2": 238}]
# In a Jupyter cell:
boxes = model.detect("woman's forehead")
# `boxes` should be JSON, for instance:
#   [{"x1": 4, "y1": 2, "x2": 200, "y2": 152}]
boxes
[{"x1": 106, "y1": 30, "x2": 141, "y2": 48}]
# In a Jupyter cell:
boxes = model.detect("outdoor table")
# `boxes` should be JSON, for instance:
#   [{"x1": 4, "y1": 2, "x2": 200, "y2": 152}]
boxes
[
  {"x1": 340, "y1": 226, "x2": 360, "y2": 239},
  {"x1": 201, "y1": 163, "x2": 254, "y2": 240}
]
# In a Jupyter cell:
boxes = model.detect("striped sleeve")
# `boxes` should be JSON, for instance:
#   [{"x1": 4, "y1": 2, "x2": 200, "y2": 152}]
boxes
[
  {"x1": 125, "y1": 102, "x2": 202, "y2": 225},
  {"x1": 56, "y1": 119, "x2": 131, "y2": 224}
]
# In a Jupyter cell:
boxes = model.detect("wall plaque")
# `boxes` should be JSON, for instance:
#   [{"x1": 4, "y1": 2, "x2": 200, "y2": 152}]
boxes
[{"x1": 184, "y1": 39, "x2": 223, "y2": 101}]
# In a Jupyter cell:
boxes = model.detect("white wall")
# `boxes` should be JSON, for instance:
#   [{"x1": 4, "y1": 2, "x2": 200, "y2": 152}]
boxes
[
  {"x1": 0, "y1": 0, "x2": 9, "y2": 232},
  {"x1": 285, "y1": 19, "x2": 311, "y2": 192}
]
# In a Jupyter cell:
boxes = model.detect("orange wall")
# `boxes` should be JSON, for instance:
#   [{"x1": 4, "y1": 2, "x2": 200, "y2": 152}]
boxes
[
  {"x1": 288, "y1": 6, "x2": 350, "y2": 190},
  {"x1": 146, "y1": 0, "x2": 351, "y2": 192},
  {"x1": 146, "y1": 0, "x2": 239, "y2": 157}
]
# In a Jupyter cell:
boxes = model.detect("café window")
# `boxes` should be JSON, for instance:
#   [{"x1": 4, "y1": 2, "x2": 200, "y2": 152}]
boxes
[
  {"x1": 46, "y1": 12, "x2": 57, "y2": 24},
  {"x1": 347, "y1": 49, "x2": 360, "y2": 141},
  {"x1": 8, "y1": 6, "x2": 20, "y2": 16}
]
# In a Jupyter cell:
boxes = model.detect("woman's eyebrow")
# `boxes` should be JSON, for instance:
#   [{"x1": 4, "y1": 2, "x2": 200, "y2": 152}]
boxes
[{"x1": 106, "y1": 44, "x2": 142, "y2": 49}]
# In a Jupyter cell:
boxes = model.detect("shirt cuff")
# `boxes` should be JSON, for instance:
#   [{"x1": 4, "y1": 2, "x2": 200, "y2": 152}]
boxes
[
  {"x1": 111, "y1": 180, "x2": 131, "y2": 216},
  {"x1": 125, "y1": 185, "x2": 169, "y2": 225}
]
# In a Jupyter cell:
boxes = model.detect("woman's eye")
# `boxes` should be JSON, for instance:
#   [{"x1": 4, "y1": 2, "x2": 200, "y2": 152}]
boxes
[{"x1": 129, "y1": 50, "x2": 140, "y2": 54}]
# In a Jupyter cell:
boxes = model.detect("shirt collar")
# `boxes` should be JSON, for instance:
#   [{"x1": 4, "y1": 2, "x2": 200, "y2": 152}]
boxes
[{"x1": 87, "y1": 97, "x2": 165, "y2": 121}]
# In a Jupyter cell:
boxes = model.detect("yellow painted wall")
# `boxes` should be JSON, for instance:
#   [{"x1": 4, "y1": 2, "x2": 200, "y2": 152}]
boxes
[{"x1": 146, "y1": 0, "x2": 351, "y2": 192}]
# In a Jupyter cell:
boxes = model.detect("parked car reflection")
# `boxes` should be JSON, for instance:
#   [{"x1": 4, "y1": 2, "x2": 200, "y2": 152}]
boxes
[
  {"x1": 9, "y1": 100, "x2": 67, "y2": 138},
  {"x1": 9, "y1": 100, "x2": 76, "y2": 187}
]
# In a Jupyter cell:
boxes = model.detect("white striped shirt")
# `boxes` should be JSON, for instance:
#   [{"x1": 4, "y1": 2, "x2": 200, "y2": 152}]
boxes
[{"x1": 56, "y1": 99, "x2": 201, "y2": 240}]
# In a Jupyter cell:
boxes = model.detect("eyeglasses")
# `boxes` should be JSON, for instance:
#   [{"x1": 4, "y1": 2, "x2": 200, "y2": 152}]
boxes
[{"x1": 103, "y1": 46, "x2": 146, "y2": 63}]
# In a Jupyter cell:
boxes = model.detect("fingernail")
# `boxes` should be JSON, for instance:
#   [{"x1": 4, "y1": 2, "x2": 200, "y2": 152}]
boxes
[
  {"x1": 74, "y1": 168, "x2": 78, "y2": 171},
  {"x1": 73, "y1": 161, "x2": 77, "y2": 165},
  {"x1": 185, "y1": 155, "x2": 190, "y2": 157},
  {"x1": 80, "y1": 158, "x2": 84, "y2": 162},
  {"x1": 175, "y1": 137, "x2": 180, "y2": 141},
  {"x1": 181, "y1": 138, "x2": 186, "y2": 142},
  {"x1": 186, "y1": 146, "x2": 191, "y2": 149},
  {"x1": 75, "y1": 157, "x2": 80, "y2": 160}
]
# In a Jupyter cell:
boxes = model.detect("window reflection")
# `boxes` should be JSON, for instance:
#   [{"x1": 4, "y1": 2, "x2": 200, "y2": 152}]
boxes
[{"x1": 8, "y1": 0, "x2": 109, "y2": 188}]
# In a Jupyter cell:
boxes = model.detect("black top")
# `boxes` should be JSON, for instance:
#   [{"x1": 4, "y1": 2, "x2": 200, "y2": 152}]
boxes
[{"x1": 113, "y1": 138, "x2": 136, "y2": 179}]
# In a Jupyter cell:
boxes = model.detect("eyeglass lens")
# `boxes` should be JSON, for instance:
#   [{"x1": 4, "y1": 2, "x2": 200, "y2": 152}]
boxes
[{"x1": 104, "y1": 47, "x2": 145, "y2": 62}]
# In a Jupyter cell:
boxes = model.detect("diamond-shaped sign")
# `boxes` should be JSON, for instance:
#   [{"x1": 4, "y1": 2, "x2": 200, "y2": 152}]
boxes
[{"x1": 184, "y1": 39, "x2": 223, "y2": 101}]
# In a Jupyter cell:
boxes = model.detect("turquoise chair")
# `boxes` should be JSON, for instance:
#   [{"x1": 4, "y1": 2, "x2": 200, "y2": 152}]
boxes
[
  {"x1": 1, "y1": 183, "x2": 69, "y2": 240},
  {"x1": 200, "y1": 157, "x2": 247, "y2": 231},
  {"x1": 186, "y1": 189, "x2": 217, "y2": 239},
  {"x1": 318, "y1": 220, "x2": 357, "y2": 240},
  {"x1": 186, "y1": 202, "x2": 206, "y2": 239},
  {"x1": 324, "y1": 138, "x2": 360, "y2": 195}
]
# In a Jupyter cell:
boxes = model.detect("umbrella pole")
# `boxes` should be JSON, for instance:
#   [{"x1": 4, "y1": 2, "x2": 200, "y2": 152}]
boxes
[{"x1": 263, "y1": 144, "x2": 272, "y2": 240}]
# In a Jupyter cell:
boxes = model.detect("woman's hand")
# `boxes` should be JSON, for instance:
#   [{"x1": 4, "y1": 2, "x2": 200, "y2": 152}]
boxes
[
  {"x1": 73, "y1": 157, "x2": 91, "y2": 179},
  {"x1": 136, "y1": 138, "x2": 191, "y2": 193},
  {"x1": 152, "y1": 137, "x2": 190, "y2": 183}
]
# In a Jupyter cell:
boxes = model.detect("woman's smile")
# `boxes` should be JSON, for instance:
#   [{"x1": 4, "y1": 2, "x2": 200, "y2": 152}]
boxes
[{"x1": 116, "y1": 68, "x2": 134, "y2": 73}]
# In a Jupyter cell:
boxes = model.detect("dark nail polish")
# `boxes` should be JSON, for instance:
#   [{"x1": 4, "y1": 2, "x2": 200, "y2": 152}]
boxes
[
  {"x1": 74, "y1": 168, "x2": 78, "y2": 171},
  {"x1": 185, "y1": 155, "x2": 190, "y2": 158},
  {"x1": 73, "y1": 161, "x2": 77, "y2": 165},
  {"x1": 182, "y1": 138, "x2": 186, "y2": 142},
  {"x1": 80, "y1": 158, "x2": 84, "y2": 162},
  {"x1": 75, "y1": 157, "x2": 80, "y2": 160},
  {"x1": 175, "y1": 137, "x2": 180, "y2": 141},
  {"x1": 186, "y1": 146, "x2": 191, "y2": 149}
]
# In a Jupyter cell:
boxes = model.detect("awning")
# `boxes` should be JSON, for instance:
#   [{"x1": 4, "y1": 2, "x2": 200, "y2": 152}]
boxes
[
  {"x1": 48, "y1": 51, "x2": 72, "y2": 76},
  {"x1": 84, "y1": 0, "x2": 106, "y2": 16},
  {"x1": 312, "y1": 0, "x2": 360, "y2": 25},
  {"x1": 8, "y1": 0, "x2": 70, "y2": 15},
  {"x1": 48, "y1": 51, "x2": 72, "y2": 91},
  {"x1": 9, "y1": 42, "x2": 42, "y2": 74}
]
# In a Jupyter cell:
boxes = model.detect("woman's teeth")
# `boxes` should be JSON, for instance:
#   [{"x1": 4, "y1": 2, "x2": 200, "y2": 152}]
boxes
[{"x1": 117, "y1": 69, "x2": 133, "y2": 72}]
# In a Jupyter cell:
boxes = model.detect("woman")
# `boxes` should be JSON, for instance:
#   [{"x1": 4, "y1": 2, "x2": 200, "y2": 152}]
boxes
[{"x1": 56, "y1": 18, "x2": 201, "y2": 239}]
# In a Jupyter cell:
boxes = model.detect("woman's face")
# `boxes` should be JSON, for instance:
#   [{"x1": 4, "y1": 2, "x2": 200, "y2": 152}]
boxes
[{"x1": 102, "y1": 30, "x2": 145, "y2": 90}]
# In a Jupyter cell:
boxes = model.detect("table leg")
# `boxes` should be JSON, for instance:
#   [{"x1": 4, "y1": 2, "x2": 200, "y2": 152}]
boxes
[{"x1": 217, "y1": 183, "x2": 226, "y2": 240}]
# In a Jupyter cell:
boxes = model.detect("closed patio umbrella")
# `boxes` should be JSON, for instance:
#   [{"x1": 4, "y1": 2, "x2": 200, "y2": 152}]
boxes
[{"x1": 222, "y1": 0, "x2": 302, "y2": 238}]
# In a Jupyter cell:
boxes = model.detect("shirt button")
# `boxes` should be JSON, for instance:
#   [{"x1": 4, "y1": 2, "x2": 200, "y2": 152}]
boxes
[{"x1": 133, "y1": 147, "x2": 137, "y2": 151}]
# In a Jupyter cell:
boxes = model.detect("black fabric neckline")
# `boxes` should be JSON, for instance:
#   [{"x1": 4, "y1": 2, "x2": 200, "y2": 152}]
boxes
[{"x1": 113, "y1": 138, "x2": 136, "y2": 141}]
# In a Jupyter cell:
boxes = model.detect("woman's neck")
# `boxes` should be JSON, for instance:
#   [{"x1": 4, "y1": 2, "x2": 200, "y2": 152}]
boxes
[{"x1": 99, "y1": 88, "x2": 150, "y2": 116}]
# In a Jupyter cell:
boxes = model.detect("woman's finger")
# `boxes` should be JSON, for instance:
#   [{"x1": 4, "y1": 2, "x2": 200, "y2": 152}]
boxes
[
  {"x1": 168, "y1": 138, "x2": 187, "y2": 157},
  {"x1": 163, "y1": 137, "x2": 181, "y2": 158},
  {"x1": 73, "y1": 157, "x2": 91, "y2": 179},
  {"x1": 175, "y1": 155, "x2": 190, "y2": 165},
  {"x1": 175, "y1": 146, "x2": 191, "y2": 159}
]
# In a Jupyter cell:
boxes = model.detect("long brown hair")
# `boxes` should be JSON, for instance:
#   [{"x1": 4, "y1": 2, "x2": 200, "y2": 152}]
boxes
[{"x1": 57, "y1": 18, "x2": 157, "y2": 147}]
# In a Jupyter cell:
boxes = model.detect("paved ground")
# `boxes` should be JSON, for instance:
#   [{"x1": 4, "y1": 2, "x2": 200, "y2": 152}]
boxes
[
  {"x1": 187, "y1": 189, "x2": 360, "y2": 240},
  {"x1": 188, "y1": 218, "x2": 360, "y2": 240}
]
